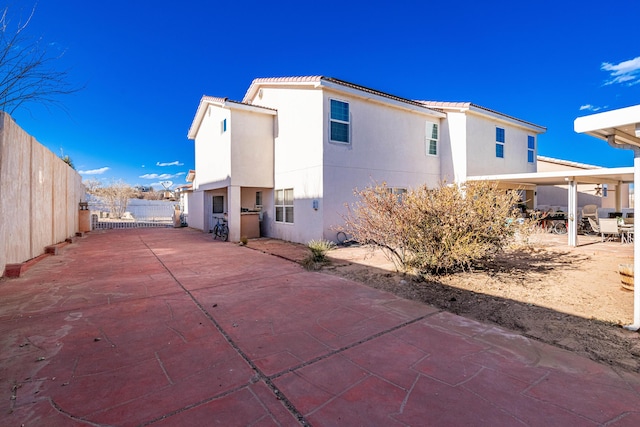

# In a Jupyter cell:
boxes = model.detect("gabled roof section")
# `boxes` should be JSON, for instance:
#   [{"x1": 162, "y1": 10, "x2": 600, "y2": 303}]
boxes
[
  {"x1": 243, "y1": 76, "x2": 445, "y2": 118},
  {"x1": 536, "y1": 155, "x2": 600, "y2": 170},
  {"x1": 418, "y1": 101, "x2": 546, "y2": 133},
  {"x1": 187, "y1": 95, "x2": 277, "y2": 140}
]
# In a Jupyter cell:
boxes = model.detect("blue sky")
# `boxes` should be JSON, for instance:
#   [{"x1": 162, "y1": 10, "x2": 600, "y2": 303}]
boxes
[{"x1": 6, "y1": 0, "x2": 640, "y2": 189}]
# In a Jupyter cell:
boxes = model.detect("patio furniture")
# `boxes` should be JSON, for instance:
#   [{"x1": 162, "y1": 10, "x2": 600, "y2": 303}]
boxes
[
  {"x1": 599, "y1": 218, "x2": 621, "y2": 242},
  {"x1": 588, "y1": 217, "x2": 600, "y2": 234},
  {"x1": 620, "y1": 224, "x2": 634, "y2": 244},
  {"x1": 582, "y1": 204, "x2": 598, "y2": 220}
]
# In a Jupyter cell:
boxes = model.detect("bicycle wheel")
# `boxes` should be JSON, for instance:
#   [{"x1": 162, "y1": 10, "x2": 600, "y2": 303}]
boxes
[
  {"x1": 220, "y1": 225, "x2": 229, "y2": 241},
  {"x1": 212, "y1": 224, "x2": 219, "y2": 239},
  {"x1": 336, "y1": 231, "x2": 348, "y2": 244},
  {"x1": 553, "y1": 221, "x2": 567, "y2": 235}
]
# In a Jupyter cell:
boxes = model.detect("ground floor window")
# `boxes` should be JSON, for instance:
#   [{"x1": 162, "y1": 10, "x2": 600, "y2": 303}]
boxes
[
  {"x1": 212, "y1": 195, "x2": 224, "y2": 214},
  {"x1": 275, "y1": 188, "x2": 294, "y2": 223},
  {"x1": 386, "y1": 187, "x2": 407, "y2": 202}
]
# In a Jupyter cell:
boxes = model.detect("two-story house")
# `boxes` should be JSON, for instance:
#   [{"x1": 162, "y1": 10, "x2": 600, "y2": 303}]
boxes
[{"x1": 186, "y1": 76, "x2": 546, "y2": 243}]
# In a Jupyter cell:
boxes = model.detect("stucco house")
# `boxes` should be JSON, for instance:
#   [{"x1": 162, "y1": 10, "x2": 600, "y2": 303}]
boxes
[{"x1": 186, "y1": 76, "x2": 546, "y2": 243}]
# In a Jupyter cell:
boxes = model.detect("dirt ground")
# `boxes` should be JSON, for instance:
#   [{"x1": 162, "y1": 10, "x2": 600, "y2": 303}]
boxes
[{"x1": 319, "y1": 232, "x2": 640, "y2": 373}]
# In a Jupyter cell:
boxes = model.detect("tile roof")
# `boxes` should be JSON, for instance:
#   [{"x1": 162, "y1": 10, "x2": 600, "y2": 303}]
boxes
[
  {"x1": 418, "y1": 101, "x2": 546, "y2": 131},
  {"x1": 243, "y1": 76, "x2": 442, "y2": 114}
]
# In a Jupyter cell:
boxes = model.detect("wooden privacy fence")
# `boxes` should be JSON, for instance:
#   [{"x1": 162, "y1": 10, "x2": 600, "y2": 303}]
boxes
[{"x1": 0, "y1": 113, "x2": 85, "y2": 276}]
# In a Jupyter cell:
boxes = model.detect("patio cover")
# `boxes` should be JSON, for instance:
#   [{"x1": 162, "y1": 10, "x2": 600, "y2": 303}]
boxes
[
  {"x1": 574, "y1": 104, "x2": 640, "y2": 330},
  {"x1": 468, "y1": 167, "x2": 634, "y2": 248}
]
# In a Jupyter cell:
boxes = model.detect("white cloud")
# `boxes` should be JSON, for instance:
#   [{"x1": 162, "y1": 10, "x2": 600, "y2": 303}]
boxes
[
  {"x1": 601, "y1": 56, "x2": 640, "y2": 86},
  {"x1": 579, "y1": 104, "x2": 601, "y2": 112},
  {"x1": 156, "y1": 161, "x2": 184, "y2": 167},
  {"x1": 78, "y1": 167, "x2": 110, "y2": 175},
  {"x1": 139, "y1": 172, "x2": 185, "y2": 180}
]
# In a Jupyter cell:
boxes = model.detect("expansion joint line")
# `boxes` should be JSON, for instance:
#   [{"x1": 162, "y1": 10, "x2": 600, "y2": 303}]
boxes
[
  {"x1": 268, "y1": 311, "x2": 440, "y2": 381},
  {"x1": 139, "y1": 236, "x2": 311, "y2": 427}
]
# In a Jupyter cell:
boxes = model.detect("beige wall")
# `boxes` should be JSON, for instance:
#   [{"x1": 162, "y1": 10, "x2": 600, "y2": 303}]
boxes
[{"x1": 0, "y1": 113, "x2": 84, "y2": 276}]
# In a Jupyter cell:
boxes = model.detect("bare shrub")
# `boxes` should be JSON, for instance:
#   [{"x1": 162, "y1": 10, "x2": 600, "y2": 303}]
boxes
[
  {"x1": 340, "y1": 181, "x2": 528, "y2": 275},
  {"x1": 93, "y1": 180, "x2": 136, "y2": 219}
]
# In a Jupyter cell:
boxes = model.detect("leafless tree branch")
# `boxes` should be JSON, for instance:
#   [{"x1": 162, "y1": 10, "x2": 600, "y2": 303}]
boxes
[{"x1": 0, "y1": 5, "x2": 82, "y2": 114}]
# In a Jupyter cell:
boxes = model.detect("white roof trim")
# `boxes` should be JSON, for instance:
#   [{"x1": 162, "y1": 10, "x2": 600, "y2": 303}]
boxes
[
  {"x1": 187, "y1": 96, "x2": 276, "y2": 140},
  {"x1": 468, "y1": 166, "x2": 634, "y2": 187},
  {"x1": 574, "y1": 104, "x2": 640, "y2": 147}
]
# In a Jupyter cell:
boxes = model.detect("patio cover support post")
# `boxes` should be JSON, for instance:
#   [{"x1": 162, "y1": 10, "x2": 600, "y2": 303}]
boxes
[
  {"x1": 630, "y1": 153, "x2": 640, "y2": 330},
  {"x1": 567, "y1": 179, "x2": 577, "y2": 247},
  {"x1": 227, "y1": 185, "x2": 241, "y2": 243}
]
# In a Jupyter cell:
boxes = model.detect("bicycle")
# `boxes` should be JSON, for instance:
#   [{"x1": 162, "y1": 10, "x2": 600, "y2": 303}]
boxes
[
  {"x1": 551, "y1": 219, "x2": 567, "y2": 234},
  {"x1": 336, "y1": 231, "x2": 356, "y2": 246},
  {"x1": 212, "y1": 217, "x2": 229, "y2": 241}
]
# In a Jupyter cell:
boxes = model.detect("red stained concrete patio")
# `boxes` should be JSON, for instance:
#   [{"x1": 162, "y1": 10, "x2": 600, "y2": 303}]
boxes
[{"x1": 1, "y1": 228, "x2": 640, "y2": 426}]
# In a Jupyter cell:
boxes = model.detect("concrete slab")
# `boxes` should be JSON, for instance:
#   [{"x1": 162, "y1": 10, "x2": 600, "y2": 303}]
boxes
[{"x1": 1, "y1": 228, "x2": 640, "y2": 426}]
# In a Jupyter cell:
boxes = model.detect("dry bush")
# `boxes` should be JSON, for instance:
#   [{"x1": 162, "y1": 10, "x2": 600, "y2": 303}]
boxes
[
  {"x1": 94, "y1": 180, "x2": 137, "y2": 219},
  {"x1": 340, "y1": 181, "x2": 529, "y2": 275}
]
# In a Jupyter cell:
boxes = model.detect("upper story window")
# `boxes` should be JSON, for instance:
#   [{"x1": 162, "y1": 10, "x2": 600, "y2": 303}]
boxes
[
  {"x1": 496, "y1": 127, "x2": 505, "y2": 158},
  {"x1": 275, "y1": 188, "x2": 294, "y2": 223},
  {"x1": 527, "y1": 135, "x2": 535, "y2": 163},
  {"x1": 221, "y1": 118, "x2": 227, "y2": 134},
  {"x1": 426, "y1": 122, "x2": 439, "y2": 156},
  {"x1": 330, "y1": 99, "x2": 350, "y2": 143}
]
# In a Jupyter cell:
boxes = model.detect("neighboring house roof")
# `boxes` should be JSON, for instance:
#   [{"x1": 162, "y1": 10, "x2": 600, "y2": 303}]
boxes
[
  {"x1": 243, "y1": 76, "x2": 446, "y2": 118},
  {"x1": 537, "y1": 155, "x2": 600, "y2": 170},
  {"x1": 418, "y1": 101, "x2": 546, "y2": 133},
  {"x1": 187, "y1": 96, "x2": 277, "y2": 140}
]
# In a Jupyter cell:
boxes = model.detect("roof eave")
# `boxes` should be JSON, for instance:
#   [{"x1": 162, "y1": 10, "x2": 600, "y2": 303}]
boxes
[{"x1": 187, "y1": 96, "x2": 276, "y2": 140}]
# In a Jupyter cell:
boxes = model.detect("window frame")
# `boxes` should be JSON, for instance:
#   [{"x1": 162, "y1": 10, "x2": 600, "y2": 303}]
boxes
[
  {"x1": 221, "y1": 118, "x2": 227, "y2": 134},
  {"x1": 425, "y1": 122, "x2": 439, "y2": 156},
  {"x1": 212, "y1": 195, "x2": 224, "y2": 214},
  {"x1": 496, "y1": 127, "x2": 505, "y2": 158},
  {"x1": 527, "y1": 135, "x2": 535, "y2": 163},
  {"x1": 329, "y1": 99, "x2": 350, "y2": 144},
  {"x1": 275, "y1": 188, "x2": 294, "y2": 224}
]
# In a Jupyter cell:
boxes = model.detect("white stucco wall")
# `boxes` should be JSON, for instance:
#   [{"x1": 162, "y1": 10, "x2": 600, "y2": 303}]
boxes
[
  {"x1": 465, "y1": 113, "x2": 538, "y2": 176},
  {"x1": 193, "y1": 105, "x2": 231, "y2": 190},
  {"x1": 440, "y1": 111, "x2": 467, "y2": 183},
  {"x1": 250, "y1": 86, "x2": 325, "y2": 243},
  {"x1": 186, "y1": 191, "x2": 205, "y2": 231},
  {"x1": 322, "y1": 90, "x2": 442, "y2": 241},
  {"x1": 230, "y1": 109, "x2": 274, "y2": 188}
]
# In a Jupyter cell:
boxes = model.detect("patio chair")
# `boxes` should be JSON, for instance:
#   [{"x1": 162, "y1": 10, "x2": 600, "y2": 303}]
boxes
[
  {"x1": 588, "y1": 217, "x2": 600, "y2": 234},
  {"x1": 598, "y1": 218, "x2": 621, "y2": 242},
  {"x1": 581, "y1": 204, "x2": 598, "y2": 220}
]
